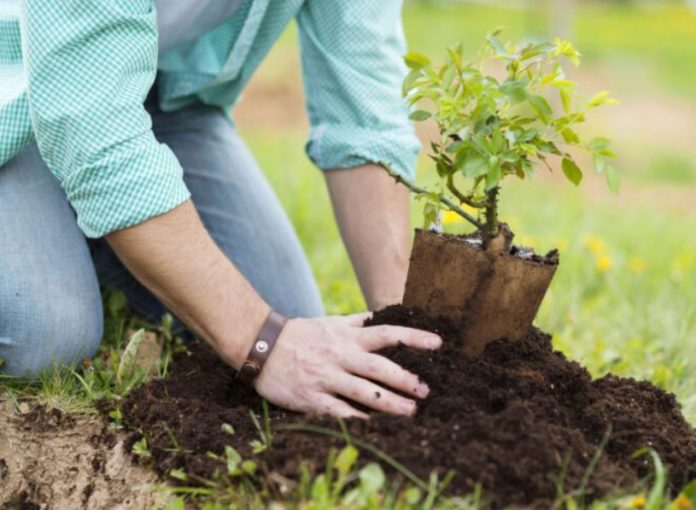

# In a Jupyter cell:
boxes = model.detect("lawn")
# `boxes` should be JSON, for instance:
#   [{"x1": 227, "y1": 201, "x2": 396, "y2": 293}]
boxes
[{"x1": 1, "y1": 1, "x2": 696, "y2": 509}]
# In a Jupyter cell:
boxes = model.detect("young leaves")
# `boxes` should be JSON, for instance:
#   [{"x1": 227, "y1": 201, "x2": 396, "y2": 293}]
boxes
[
  {"x1": 400, "y1": 31, "x2": 619, "y2": 230},
  {"x1": 562, "y1": 157, "x2": 583, "y2": 186}
]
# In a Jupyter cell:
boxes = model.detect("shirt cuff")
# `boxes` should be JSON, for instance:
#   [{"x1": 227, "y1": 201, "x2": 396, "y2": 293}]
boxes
[
  {"x1": 306, "y1": 124, "x2": 420, "y2": 182},
  {"x1": 63, "y1": 141, "x2": 191, "y2": 238}
]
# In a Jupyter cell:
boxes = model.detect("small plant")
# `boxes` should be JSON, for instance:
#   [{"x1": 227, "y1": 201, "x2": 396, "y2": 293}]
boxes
[
  {"x1": 396, "y1": 31, "x2": 618, "y2": 242},
  {"x1": 249, "y1": 400, "x2": 273, "y2": 454},
  {"x1": 132, "y1": 436, "x2": 152, "y2": 459}
]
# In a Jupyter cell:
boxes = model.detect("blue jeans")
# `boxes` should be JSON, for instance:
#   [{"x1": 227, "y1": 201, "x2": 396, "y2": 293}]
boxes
[{"x1": 0, "y1": 95, "x2": 324, "y2": 377}]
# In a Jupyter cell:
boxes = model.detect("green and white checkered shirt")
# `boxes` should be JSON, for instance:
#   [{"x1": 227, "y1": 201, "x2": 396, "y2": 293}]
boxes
[{"x1": 0, "y1": 0, "x2": 419, "y2": 237}]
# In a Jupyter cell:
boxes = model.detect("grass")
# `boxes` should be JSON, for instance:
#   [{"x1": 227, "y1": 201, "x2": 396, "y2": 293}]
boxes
[{"x1": 2, "y1": 1, "x2": 696, "y2": 508}]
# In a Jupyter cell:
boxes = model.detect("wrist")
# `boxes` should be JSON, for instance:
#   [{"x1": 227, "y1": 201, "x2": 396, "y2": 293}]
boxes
[{"x1": 216, "y1": 299, "x2": 272, "y2": 370}]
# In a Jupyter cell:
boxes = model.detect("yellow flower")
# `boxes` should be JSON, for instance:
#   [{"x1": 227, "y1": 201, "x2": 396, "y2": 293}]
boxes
[
  {"x1": 630, "y1": 494, "x2": 646, "y2": 508},
  {"x1": 629, "y1": 257, "x2": 646, "y2": 273},
  {"x1": 557, "y1": 237, "x2": 569, "y2": 252},
  {"x1": 596, "y1": 255, "x2": 612, "y2": 272},
  {"x1": 672, "y1": 251, "x2": 696, "y2": 272},
  {"x1": 672, "y1": 494, "x2": 693, "y2": 510},
  {"x1": 583, "y1": 234, "x2": 606, "y2": 256},
  {"x1": 442, "y1": 210, "x2": 461, "y2": 225}
]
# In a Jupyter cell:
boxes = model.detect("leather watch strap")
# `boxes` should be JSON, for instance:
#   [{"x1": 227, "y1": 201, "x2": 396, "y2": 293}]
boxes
[{"x1": 236, "y1": 310, "x2": 287, "y2": 385}]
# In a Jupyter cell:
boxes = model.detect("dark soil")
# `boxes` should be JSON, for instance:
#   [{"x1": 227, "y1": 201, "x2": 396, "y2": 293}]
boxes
[{"x1": 120, "y1": 306, "x2": 696, "y2": 508}]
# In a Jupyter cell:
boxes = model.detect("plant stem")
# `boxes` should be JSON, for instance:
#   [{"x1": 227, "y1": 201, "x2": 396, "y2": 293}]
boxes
[
  {"x1": 446, "y1": 174, "x2": 488, "y2": 209},
  {"x1": 383, "y1": 166, "x2": 484, "y2": 230},
  {"x1": 484, "y1": 185, "x2": 500, "y2": 237}
]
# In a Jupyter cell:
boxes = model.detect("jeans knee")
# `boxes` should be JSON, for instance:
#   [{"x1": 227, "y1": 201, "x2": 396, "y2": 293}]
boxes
[{"x1": 0, "y1": 290, "x2": 104, "y2": 378}]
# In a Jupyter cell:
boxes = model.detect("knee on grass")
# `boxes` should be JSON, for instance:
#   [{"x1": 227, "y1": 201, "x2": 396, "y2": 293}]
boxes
[{"x1": 0, "y1": 294, "x2": 104, "y2": 378}]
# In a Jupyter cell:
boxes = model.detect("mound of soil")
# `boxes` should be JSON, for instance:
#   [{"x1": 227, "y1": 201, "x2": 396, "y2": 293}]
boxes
[{"x1": 120, "y1": 306, "x2": 696, "y2": 508}]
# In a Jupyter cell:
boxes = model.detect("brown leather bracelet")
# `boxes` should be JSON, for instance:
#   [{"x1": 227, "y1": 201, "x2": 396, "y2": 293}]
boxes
[{"x1": 236, "y1": 310, "x2": 287, "y2": 385}]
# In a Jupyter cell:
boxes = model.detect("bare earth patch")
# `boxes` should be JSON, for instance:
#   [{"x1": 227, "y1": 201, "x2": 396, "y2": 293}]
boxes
[{"x1": 0, "y1": 401, "x2": 165, "y2": 510}]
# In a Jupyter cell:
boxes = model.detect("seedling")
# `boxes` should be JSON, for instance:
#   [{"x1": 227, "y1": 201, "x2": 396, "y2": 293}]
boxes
[{"x1": 392, "y1": 32, "x2": 619, "y2": 353}]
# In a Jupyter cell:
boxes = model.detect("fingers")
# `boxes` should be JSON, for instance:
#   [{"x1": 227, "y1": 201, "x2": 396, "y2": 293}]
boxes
[
  {"x1": 332, "y1": 373, "x2": 417, "y2": 416},
  {"x1": 344, "y1": 352, "x2": 429, "y2": 399},
  {"x1": 358, "y1": 324, "x2": 442, "y2": 352},
  {"x1": 312, "y1": 394, "x2": 369, "y2": 420}
]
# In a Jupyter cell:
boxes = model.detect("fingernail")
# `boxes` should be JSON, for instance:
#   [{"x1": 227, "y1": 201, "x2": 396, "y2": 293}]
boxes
[
  {"x1": 400, "y1": 401, "x2": 416, "y2": 416},
  {"x1": 428, "y1": 335, "x2": 442, "y2": 349},
  {"x1": 416, "y1": 382, "x2": 430, "y2": 398}
]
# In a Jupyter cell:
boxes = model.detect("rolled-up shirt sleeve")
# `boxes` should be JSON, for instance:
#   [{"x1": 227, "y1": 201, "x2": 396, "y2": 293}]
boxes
[
  {"x1": 21, "y1": 0, "x2": 190, "y2": 238},
  {"x1": 297, "y1": 0, "x2": 420, "y2": 182}
]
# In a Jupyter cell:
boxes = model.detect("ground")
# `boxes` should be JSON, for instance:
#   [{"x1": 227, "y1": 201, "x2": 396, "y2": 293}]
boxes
[{"x1": 1, "y1": 2, "x2": 695, "y2": 509}]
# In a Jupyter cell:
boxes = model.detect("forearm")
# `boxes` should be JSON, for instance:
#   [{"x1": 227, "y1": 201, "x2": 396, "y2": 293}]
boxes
[
  {"x1": 105, "y1": 200, "x2": 270, "y2": 368},
  {"x1": 325, "y1": 164, "x2": 411, "y2": 311}
]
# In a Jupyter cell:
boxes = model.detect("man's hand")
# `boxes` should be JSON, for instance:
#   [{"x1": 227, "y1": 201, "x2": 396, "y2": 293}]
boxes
[
  {"x1": 255, "y1": 313, "x2": 442, "y2": 418},
  {"x1": 106, "y1": 200, "x2": 439, "y2": 418},
  {"x1": 325, "y1": 164, "x2": 411, "y2": 311}
]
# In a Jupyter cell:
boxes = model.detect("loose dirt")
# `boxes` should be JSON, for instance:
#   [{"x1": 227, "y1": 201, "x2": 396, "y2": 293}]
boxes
[
  {"x1": 0, "y1": 401, "x2": 165, "y2": 510},
  {"x1": 120, "y1": 306, "x2": 696, "y2": 509}
]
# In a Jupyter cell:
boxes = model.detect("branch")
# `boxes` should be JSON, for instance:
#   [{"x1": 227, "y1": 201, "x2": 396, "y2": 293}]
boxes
[
  {"x1": 446, "y1": 173, "x2": 489, "y2": 209},
  {"x1": 383, "y1": 166, "x2": 484, "y2": 230}
]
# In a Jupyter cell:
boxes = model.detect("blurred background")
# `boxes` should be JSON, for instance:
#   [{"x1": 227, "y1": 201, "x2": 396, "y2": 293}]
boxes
[{"x1": 232, "y1": 0, "x2": 696, "y2": 420}]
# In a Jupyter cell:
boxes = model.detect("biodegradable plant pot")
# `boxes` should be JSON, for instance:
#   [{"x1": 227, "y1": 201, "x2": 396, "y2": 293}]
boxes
[{"x1": 403, "y1": 228, "x2": 558, "y2": 355}]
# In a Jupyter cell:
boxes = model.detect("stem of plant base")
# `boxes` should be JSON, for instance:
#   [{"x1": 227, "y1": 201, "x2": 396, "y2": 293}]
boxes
[
  {"x1": 484, "y1": 185, "x2": 500, "y2": 237},
  {"x1": 383, "y1": 166, "x2": 484, "y2": 230}
]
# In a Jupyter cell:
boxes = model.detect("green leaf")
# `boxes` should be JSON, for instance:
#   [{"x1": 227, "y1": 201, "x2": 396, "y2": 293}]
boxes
[
  {"x1": 447, "y1": 45, "x2": 463, "y2": 70},
  {"x1": 538, "y1": 140, "x2": 562, "y2": 156},
  {"x1": 409, "y1": 109, "x2": 431, "y2": 121},
  {"x1": 587, "y1": 137, "x2": 611, "y2": 152},
  {"x1": 334, "y1": 445, "x2": 359, "y2": 477},
  {"x1": 169, "y1": 469, "x2": 188, "y2": 481},
  {"x1": 605, "y1": 165, "x2": 620, "y2": 193},
  {"x1": 681, "y1": 479, "x2": 696, "y2": 500},
  {"x1": 562, "y1": 157, "x2": 583, "y2": 186},
  {"x1": 486, "y1": 34, "x2": 509, "y2": 58},
  {"x1": 520, "y1": 42, "x2": 555, "y2": 61},
  {"x1": 500, "y1": 79, "x2": 529, "y2": 103},
  {"x1": 462, "y1": 155, "x2": 488, "y2": 178},
  {"x1": 358, "y1": 463, "x2": 385, "y2": 496},
  {"x1": 561, "y1": 128, "x2": 580, "y2": 144},
  {"x1": 225, "y1": 445, "x2": 242, "y2": 475},
  {"x1": 485, "y1": 163, "x2": 502, "y2": 190},
  {"x1": 241, "y1": 460, "x2": 257, "y2": 475},
  {"x1": 559, "y1": 87, "x2": 572, "y2": 113},
  {"x1": 402, "y1": 69, "x2": 422, "y2": 97},
  {"x1": 588, "y1": 91, "x2": 619, "y2": 108},
  {"x1": 117, "y1": 329, "x2": 146, "y2": 385},
  {"x1": 221, "y1": 423, "x2": 235, "y2": 436},
  {"x1": 528, "y1": 95, "x2": 553, "y2": 118},
  {"x1": 404, "y1": 51, "x2": 431, "y2": 70}
]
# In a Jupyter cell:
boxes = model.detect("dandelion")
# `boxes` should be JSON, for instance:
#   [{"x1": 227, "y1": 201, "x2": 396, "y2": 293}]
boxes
[
  {"x1": 583, "y1": 234, "x2": 606, "y2": 256},
  {"x1": 442, "y1": 210, "x2": 461, "y2": 225},
  {"x1": 629, "y1": 257, "x2": 646, "y2": 273},
  {"x1": 596, "y1": 255, "x2": 612, "y2": 272},
  {"x1": 672, "y1": 494, "x2": 693, "y2": 510},
  {"x1": 630, "y1": 494, "x2": 646, "y2": 508}
]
